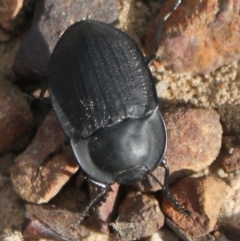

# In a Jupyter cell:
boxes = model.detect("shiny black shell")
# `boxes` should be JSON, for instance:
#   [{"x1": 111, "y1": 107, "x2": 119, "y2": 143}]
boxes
[
  {"x1": 71, "y1": 110, "x2": 167, "y2": 184},
  {"x1": 48, "y1": 20, "x2": 167, "y2": 184},
  {"x1": 48, "y1": 20, "x2": 158, "y2": 138}
]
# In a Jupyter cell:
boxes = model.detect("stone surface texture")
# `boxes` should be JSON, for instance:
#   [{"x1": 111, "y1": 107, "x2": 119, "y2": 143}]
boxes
[
  {"x1": 217, "y1": 136, "x2": 240, "y2": 172},
  {"x1": 136, "y1": 107, "x2": 222, "y2": 192},
  {"x1": 218, "y1": 175, "x2": 240, "y2": 241},
  {"x1": 162, "y1": 176, "x2": 227, "y2": 238},
  {"x1": 0, "y1": 173, "x2": 25, "y2": 241},
  {"x1": 14, "y1": 0, "x2": 119, "y2": 81},
  {"x1": 0, "y1": 75, "x2": 32, "y2": 155},
  {"x1": 11, "y1": 110, "x2": 79, "y2": 204},
  {"x1": 144, "y1": 227, "x2": 180, "y2": 241},
  {"x1": 145, "y1": 0, "x2": 240, "y2": 74},
  {"x1": 86, "y1": 183, "x2": 120, "y2": 234},
  {"x1": 0, "y1": 0, "x2": 33, "y2": 34},
  {"x1": 111, "y1": 191, "x2": 164, "y2": 241}
]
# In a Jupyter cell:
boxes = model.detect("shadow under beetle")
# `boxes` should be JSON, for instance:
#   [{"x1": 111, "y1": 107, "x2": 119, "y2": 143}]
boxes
[{"x1": 39, "y1": 0, "x2": 188, "y2": 224}]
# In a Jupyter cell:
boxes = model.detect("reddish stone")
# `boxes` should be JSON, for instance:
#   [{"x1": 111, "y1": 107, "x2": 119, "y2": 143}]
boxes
[
  {"x1": 145, "y1": 0, "x2": 240, "y2": 74},
  {"x1": 162, "y1": 176, "x2": 227, "y2": 238},
  {"x1": 11, "y1": 110, "x2": 79, "y2": 204},
  {"x1": 218, "y1": 136, "x2": 240, "y2": 172},
  {"x1": 112, "y1": 191, "x2": 164, "y2": 240},
  {"x1": 23, "y1": 204, "x2": 91, "y2": 241},
  {"x1": 86, "y1": 183, "x2": 120, "y2": 234},
  {"x1": 135, "y1": 107, "x2": 222, "y2": 192}
]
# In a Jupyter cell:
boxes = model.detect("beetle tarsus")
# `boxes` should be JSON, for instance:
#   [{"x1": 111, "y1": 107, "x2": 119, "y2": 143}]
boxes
[
  {"x1": 149, "y1": 172, "x2": 190, "y2": 216},
  {"x1": 146, "y1": 0, "x2": 182, "y2": 65},
  {"x1": 145, "y1": 53, "x2": 156, "y2": 66},
  {"x1": 75, "y1": 183, "x2": 112, "y2": 225},
  {"x1": 149, "y1": 160, "x2": 190, "y2": 216},
  {"x1": 162, "y1": 188, "x2": 190, "y2": 216}
]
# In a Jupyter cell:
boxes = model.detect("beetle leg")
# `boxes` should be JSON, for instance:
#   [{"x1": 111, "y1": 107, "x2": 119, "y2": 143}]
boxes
[
  {"x1": 159, "y1": 159, "x2": 170, "y2": 190},
  {"x1": 145, "y1": 0, "x2": 182, "y2": 66},
  {"x1": 35, "y1": 139, "x2": 70, "y2": 179},
  {"x1": 75, "y1": 183, "x2": 112, "y2": 225},
  {"x1": 149, "y1": 160, "x2": 190, "y2": 216}
]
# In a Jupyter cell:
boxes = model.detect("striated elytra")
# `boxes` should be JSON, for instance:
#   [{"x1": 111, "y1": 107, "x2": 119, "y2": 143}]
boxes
[{"x1": 48, "y1": 20, "x2": 167, "y2": 185}]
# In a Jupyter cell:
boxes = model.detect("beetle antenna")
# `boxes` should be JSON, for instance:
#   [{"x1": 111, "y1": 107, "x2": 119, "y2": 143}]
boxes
[
  {"x1": 146, "y1": 0, "x2": 182, "y2": 66},
  {"x1": 75, "y1": 183, "x2": 112, "y2": 225},
  {"x1": 35, "y1": 139, "x2": 70, "y2": 179},
  {"x1": 149, "y1": 159, "x2": 190, "y2": 216}
]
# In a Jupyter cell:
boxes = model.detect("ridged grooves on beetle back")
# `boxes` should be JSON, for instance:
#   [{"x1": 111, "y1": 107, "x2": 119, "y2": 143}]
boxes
[{"x1": 48, "y1": 20, "x2": 158, "y2": 138}]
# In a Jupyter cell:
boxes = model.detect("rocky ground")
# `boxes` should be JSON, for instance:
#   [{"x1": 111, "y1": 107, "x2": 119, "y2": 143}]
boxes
[{"x1": 0, "y1": 0, "x2": 240, "y2": 241}]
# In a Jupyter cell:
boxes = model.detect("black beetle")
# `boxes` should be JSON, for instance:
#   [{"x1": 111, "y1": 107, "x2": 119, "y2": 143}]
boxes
[
  {"x1": 48, "y1": 19, "x2": 167, "y2": 184},
  {"x1": 40, "y1": 0, "x2": 187, "y2": 223}
]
